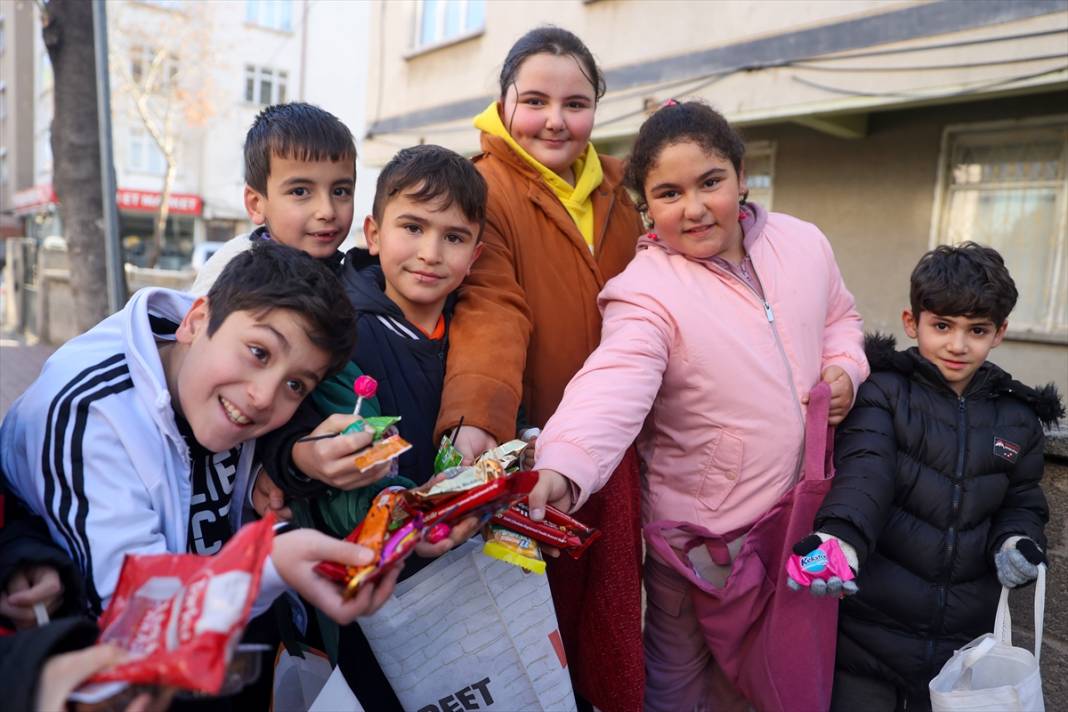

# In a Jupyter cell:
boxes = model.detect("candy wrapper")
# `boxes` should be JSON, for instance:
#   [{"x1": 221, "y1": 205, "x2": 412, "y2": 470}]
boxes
[
  {"x1": 353, "y1": 433, "x2": 412, "y2": 472},
  {"x1": 785, "y1": 538, "x2": 855, "y2": 587},
  {"x1": 76, "y1": 515, "x2": 276, "y2": 697},
  {"x1": 315, "y1": 470, "x2": 539, "y2": 597},
  {"x1": 493, "y1": 501, "x2": 601, "y2": 559},
  {"x1": 342, "y1": 415, "x2": 402, "y2": 441},
  {"x1": 483, "y1": 525, "x2": 545, "y2": 574},
  {"x1": 476, "y1": 439, "x2": 529, "y2": 472},
  {"x1": 407, "y1": 459, "x2": 505, "y2": 503},
  {"x1": 433, "y1": 434, "x2": 463, "y2": 473}
]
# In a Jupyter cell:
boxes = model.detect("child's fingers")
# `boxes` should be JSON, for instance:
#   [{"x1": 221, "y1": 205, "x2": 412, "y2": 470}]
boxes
[
  {"x1": 3, "y1": 570, "x2": 29, "y2": 595},
  {"x1": 8, "y1": 569, "x2": 62, "y2": 607}
]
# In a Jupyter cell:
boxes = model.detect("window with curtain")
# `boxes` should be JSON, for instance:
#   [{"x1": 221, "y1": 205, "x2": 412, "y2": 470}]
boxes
[
  {"x1": 246, "y1": 0, "x2": 293, "y2": 32},
  {"x1": 415, "y1": 0, "x2": 484, "y2": 49},
  {"x1": 935, "y1": 120, "x2": 1068, "y2": 340}
]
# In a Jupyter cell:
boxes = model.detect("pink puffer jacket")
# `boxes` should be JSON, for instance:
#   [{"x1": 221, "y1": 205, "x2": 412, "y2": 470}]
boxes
[{"x1": 536, "y1": 208, "x2": 868, "y2": 543}]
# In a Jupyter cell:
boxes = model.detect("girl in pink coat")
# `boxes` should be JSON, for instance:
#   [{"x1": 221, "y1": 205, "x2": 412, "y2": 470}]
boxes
[{"x1": 529, "y1": 101, "x2": 869, "y2": 711}]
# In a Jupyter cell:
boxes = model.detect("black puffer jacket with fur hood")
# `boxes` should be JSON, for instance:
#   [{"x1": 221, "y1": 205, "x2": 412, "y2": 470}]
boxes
[{"x1": 814, "y1": 334, "x2": 1063, "y2": 701}]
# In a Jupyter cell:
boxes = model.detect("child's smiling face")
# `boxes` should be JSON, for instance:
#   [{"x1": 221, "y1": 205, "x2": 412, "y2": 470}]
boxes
[
  {"x1": 168, "y1": 300, "x2": 330, "y2": 453},
  {"x1": 244, "y1": 153, "x2": 356, "y2": 259},
  {"x1": 364, "y1": 188, "x2": 483, "y2": 332},
  {"x1": 500, "y1": 52, "x2": 596, "y2": 185},
  {"x1": 643, "y1": 140, "x2": 747, "y2": 263},
  {"x1": 903, "y1": 310, "x2": 1007, "y2": 395}
]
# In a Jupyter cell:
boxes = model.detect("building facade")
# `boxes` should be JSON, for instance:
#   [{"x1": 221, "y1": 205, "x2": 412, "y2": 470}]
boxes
[
  {"x1": 361, "y1": 0, "x2": 1068, "y2": 394},
  {"x1": 5, "y1": 0, "x2": 376, "y2": 267}
]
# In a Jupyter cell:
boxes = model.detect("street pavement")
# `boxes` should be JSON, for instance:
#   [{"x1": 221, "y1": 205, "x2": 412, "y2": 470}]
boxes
[{"x1": 0, "y1": 332, "x2": 56, "y2": 419}]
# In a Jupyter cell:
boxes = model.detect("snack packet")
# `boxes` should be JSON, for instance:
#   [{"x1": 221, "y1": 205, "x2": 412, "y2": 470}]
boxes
[
  {"x1": 476, "y1": 439, "x2": 529, "y2": 472},
  {"x1": 343, "y1": 415, "x2": 402, "y2": 441},
  {"x1": 407, "y1": 459, "x2": 504, "y2": 503},
  {"x1": 433, "y1": 434, "x2": 463, "y2": 473},
  {"x1": 483, "y1": 525, "x2": 545, "y2": 574},
  {"x1": 81, "y1": 515, "x2": 276, "y2": 695},
  {"x1": 353, "y1": 433, "x2": 413, "y2": 472},
  {"x1": 785, "y1": 538, "x2": 855, "y2": 587}
]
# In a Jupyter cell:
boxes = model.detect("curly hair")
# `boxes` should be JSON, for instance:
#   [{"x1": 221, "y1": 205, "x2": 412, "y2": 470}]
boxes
[
  {"x1": 910, "y1": 242, "x2": 1019, "y2": 326},
  {"x1": 624, "y1": 100, "x2": 746, "y2": 209}
]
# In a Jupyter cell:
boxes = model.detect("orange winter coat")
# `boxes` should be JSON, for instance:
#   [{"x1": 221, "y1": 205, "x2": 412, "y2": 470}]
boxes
[{"x1": 436, "y1": 132, "x2": 643, "y2": 441}]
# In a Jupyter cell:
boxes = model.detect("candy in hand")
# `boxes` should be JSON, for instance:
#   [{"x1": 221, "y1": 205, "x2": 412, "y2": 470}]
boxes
[
  {"x1": 786, "y1": 534, "x2": 856, "y2": 597},
  {"x1": 353, "y1": 375, "x2": 378, "y2": 416}
]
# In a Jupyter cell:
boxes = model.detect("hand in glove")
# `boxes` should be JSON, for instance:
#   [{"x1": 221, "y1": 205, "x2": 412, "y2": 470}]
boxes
[
  {"x1": 994, "y1": 536, "x2": 1045, "y2": 588},
  {"x1": 786, "y1": 533, "x2": 860, "y2": 597}
]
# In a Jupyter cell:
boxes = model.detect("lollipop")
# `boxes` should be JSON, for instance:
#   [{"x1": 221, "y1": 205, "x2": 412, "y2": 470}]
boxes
[{"x1": 353, "y1": 375, "x2": 378, "y2": 416}]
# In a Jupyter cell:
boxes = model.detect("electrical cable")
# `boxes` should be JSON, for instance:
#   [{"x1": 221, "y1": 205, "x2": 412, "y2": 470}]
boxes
[{"x1": 791, "y1": 64, "x2": 1068, "y2": 99}]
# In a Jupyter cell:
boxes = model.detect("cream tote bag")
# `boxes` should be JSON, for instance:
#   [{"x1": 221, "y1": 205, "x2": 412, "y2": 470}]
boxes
[{"x1": 929, "y1": 564, "x2": 1045, "y2": 712}]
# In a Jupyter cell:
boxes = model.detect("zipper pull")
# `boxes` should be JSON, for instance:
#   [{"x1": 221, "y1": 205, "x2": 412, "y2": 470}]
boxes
[{"x1": 763, "y1": 301, "x2": 775, "y2": 323}]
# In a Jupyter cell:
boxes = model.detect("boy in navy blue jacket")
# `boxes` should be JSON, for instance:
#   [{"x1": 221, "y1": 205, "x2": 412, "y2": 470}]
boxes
[{"x1": 252, "y1": 145, "x2": 487, "y2": 710}]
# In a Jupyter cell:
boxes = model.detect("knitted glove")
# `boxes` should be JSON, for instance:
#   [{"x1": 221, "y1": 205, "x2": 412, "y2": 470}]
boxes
[
  {"x1": 787, "y1": 532, "x2": 860, "y2": 597},
  {"x1": 994, "y1": 536, "x2": 1045, "y2": 588}
]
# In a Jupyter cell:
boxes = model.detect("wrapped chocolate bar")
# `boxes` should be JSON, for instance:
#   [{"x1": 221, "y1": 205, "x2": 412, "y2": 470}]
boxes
[{"x1": 494, "y1": 501, "x2": 601, "y2": 559}]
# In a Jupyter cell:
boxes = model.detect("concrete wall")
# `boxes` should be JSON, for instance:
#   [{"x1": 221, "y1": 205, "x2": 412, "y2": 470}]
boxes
[
  {"x1": 1013, "y1": 456, "x2": 1066, "y2": 709},
  {"x1": 743, "y1": 92, "x2": 1068, "y2": 395}
]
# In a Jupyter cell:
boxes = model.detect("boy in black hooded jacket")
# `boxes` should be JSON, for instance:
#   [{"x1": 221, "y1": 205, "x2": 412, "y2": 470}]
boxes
[{"x1": 797, "y1": 243, "x2": 1062, "y2": 711}]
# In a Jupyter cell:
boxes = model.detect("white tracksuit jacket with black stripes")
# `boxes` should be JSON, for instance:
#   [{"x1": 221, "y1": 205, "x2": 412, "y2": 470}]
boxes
[{"x1": 0, "y1": 288, "x2": 285, "y2": 616}]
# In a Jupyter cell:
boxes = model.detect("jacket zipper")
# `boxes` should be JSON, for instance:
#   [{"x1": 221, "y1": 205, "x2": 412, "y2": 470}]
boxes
[
  {"x1": 928, "y1": 395, "x2": 967, "y2": 672},
  {"x1": 711, "y1": 262, "x2": 806, "y2": 445}
]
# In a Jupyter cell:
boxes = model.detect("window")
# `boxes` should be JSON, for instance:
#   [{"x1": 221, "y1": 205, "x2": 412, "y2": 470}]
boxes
[
  {"x1": 415, "y1": 0, "x2": 484, "y2": 49},
  {"x1": 244, "y1": 65, "x2": 287, "y2": 104},
  {"x1": 139, "y1": 0, "x2": 183, "y2": 9},
  {"x1": 745, "y1": 141, "x2": 775, "y2": 210},
  {"x1": 933, "y1": 119, "x2": 1068, "y2": 340},
  {"x1": 35, "y1": 129, "x2": 52, "y2": 177},
  {"x1": 130, "y1": 46, "x2": 178, "y2": 90},
  {"x1": 246, "y1": 0, "x2": 293, "y2": 32},
  {"x1": 128, "y1": 128, "x2": 166, "y2": 174}
]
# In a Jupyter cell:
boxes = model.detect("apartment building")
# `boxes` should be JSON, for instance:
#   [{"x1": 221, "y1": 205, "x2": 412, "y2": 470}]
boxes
[
  {"x1": 6, "y1": 0, "x2": 374, "y2": 267},
  {"x1": 361, "y1": 0, "x2": 1068, "y2": 393}
]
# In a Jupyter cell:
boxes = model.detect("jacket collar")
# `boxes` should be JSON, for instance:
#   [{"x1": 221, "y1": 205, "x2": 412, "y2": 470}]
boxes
[{"x1": 865, "y1": 333, "x2": 1064, "y2": 425}]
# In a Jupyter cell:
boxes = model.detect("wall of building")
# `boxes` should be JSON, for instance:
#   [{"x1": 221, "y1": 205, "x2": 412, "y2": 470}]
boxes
[{"x1": 743, "y1": 91, "x2": 1067, "y2": 394}]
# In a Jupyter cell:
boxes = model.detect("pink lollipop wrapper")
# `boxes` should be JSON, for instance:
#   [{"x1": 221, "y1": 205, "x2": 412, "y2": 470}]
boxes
[{"x1": 785, "y1": 538, "x2": 855, "y2": 587}]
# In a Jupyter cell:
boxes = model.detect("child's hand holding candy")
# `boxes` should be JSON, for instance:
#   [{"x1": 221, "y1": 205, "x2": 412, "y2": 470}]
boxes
[
  {"x1": 786, "y1": 533, "x2": 859, "y2": 597},
  {"x1": 292, "y1": 413, "x2": 392, "y2": 490},
  {"x1": 1, "y1": 563, "x2": 64, "y2": 630},
  {"x1": 527, "y1": 469, "x2": 576, "y2": 521}
]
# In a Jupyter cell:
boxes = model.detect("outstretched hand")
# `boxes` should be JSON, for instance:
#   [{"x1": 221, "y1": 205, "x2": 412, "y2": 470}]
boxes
[
  {"x1": 527, "y1": 469, "x2": 575, "y2": 521},
  {"x1": 271, "y1": 529, "x2": 399, "y2": 624}
]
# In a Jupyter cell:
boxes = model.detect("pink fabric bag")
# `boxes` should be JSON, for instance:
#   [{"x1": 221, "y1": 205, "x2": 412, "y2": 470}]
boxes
[{"x1": 643, "y1": 382, "x2": 839, "y2": 712}]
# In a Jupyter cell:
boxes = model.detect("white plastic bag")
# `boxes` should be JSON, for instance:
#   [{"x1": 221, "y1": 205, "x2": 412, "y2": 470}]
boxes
[
  {"x1": 929, "y1": 565, "x2": 1045, "y2": 712},
  {"x1": 358, "y1": 539, "x2": 577, "y2": 712}
]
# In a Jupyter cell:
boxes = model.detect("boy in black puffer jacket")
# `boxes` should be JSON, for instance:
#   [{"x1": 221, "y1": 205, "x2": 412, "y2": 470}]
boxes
[{"x1": 799, "y1": 242, "x2": 1063, "y2": 711}]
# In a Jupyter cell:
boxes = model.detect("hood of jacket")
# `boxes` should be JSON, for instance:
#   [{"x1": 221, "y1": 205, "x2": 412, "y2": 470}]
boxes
[{"x1": 865, "y1": 332, "x2": 1064, "y2": 428}]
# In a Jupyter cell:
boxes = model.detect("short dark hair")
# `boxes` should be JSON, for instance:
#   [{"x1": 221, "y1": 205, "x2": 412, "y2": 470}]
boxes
[
  {"x1": 244, "y1": 102, "x2": 357, "y2": 195},
  {"x1": 910, "y1": 242, "x2": 1018, "y2": 326},
  {"x1": 371, "y1": 145, "x2": 488, "y2": 239},
  {"x1": 206, "y1": 241, "x2": 355, "y2": 376},
  {"x1": 625, "y1": 101, "x2": 747, "y2": 210},
  {"x1": 499, "y1": 26, "x2": 606, "y2": 102}
]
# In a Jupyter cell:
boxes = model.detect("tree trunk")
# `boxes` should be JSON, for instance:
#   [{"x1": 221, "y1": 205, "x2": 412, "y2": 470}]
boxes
[
  {"x1": 42, "y1": 0, "x2": 122, "y2": 332},
  {"x1": 148, "y1": 159, "x2": 176, "y2": 268}
]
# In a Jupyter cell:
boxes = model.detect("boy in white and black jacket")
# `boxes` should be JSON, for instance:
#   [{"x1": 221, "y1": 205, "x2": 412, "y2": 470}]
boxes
[
  {"x1": 0, "y1": 243, "x2": 398, "y2": 626},
  {"x1": 799, "y1": 243, "x2": 1062, "y2": 712}
]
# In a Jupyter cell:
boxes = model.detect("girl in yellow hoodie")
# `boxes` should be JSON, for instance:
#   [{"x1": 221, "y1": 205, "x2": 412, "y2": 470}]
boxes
[{"x1": 435, "y1": 25, "x2": 645, "y2": 712}]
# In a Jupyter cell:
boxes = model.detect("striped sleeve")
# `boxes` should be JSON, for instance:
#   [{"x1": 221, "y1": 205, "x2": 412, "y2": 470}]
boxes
[{"x1": 37, "y1": 354, "x2": 169, "y2": 616}]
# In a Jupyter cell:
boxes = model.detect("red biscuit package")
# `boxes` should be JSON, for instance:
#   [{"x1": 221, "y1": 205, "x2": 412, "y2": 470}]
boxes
[{"x1": 84, "y1": 514, "x2": 276, "y2": 695}]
